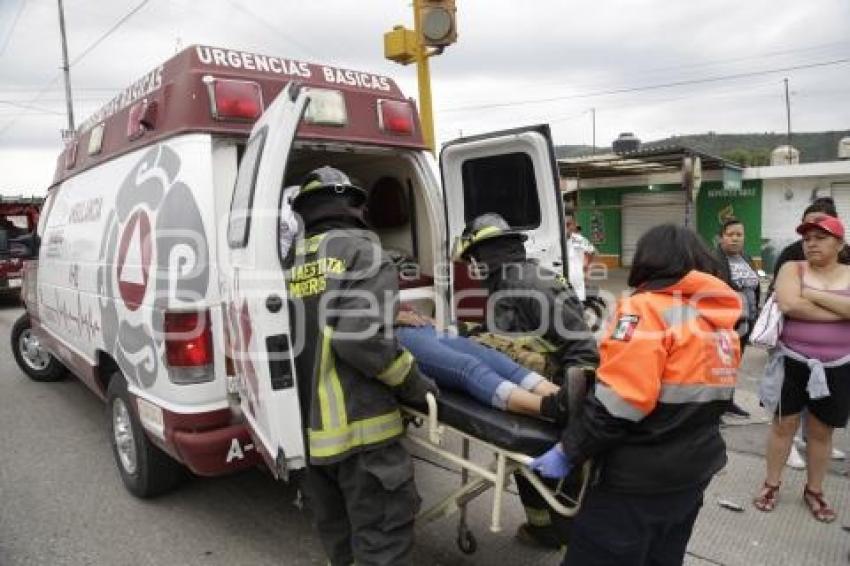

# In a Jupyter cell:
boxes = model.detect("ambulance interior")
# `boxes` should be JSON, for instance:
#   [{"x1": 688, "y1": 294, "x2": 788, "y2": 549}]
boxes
[
  {"x1": 267, "y1": 145, "x2": 582, "y2": 548},
  {"x1": 280, "y1": 144, "x2": 583, "y2": 545},
  {"x1": 283, "y1": 143, "x2": 442, "y2": 319}
]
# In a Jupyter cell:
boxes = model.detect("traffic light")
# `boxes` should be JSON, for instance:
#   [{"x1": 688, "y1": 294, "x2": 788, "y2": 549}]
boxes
[
  {"x1": 418, "y1": 0, "x2": 457, "y2": 47},
  {"x1": 384, "y1": 25, "x2": 418, "y2": 65}
]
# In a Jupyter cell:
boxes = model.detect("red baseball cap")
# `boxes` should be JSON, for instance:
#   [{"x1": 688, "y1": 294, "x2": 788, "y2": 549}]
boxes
[{"x1": 796, "y1": 214, "x2": 845, "y2": 239}]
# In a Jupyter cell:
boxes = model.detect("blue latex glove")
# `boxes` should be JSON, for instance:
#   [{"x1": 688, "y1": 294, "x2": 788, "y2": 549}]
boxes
[{"x1": 530, "y1": 443, "x2": 573, "y2": 479}]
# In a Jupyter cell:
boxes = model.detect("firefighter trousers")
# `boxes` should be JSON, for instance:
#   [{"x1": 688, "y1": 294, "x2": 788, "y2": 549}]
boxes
[
  {"x1": 302, "y1": 441, "x2": 421, "y2": 566},
  {"x1": 562, "y1": 483, "x2": 706, "y2": 566},
  {"x1": 515, "y1": 472, "x2": 575, "y2": 548}
]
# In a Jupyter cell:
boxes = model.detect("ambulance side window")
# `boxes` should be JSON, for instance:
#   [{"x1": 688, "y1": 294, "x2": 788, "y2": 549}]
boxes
[
  {"x1": 37, "y1": 197, "x2": 51, "y2": 236},
  {"x1": 461, "y1": 152, "x2": 540, "y2": 229},
  {"x1": 228, "y1": 128, "x2": 267, "y2": 248}
]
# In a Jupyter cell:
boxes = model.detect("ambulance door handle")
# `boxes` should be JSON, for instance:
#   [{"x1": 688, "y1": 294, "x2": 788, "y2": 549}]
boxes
[{"x1": 266, "y1": 294, "x2": 283, "y2": 313}]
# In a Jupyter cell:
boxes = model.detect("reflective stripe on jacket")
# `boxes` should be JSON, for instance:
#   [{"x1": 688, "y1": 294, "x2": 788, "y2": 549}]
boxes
[
  {"x1": 285, "y1": 228, "x2": 414, "y2": 465},
  {"x1": 563, "y1": 270, "x2": 742, "y2": 493}
]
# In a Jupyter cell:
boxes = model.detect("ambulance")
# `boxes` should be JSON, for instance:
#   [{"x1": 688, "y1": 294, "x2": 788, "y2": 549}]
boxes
[
  {"x1": 0, "y1": 196, "x2": 42, "y2": 295},
  {"x1": 12, "y1": 45, "x2": 569, "y2": 497}
]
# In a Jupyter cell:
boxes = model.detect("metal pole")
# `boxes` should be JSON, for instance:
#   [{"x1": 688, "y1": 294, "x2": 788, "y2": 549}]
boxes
[
  {"x1": 591, "y1": 108, "x2": 596, "y2": 155},
  {"x1": 413, "y1": 0, "x2": 435, "y2": 153},
  {"x1": 57, "y1": 0, "x2": 75, "y2": 133},
  {"x1": 784, "y1": 78, "x2": 791, "y2": 162}
]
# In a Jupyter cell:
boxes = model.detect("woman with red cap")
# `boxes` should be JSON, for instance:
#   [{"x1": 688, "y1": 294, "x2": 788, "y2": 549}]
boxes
[{"x1": 755, "y1": 214, "x2": 850, "y2": 522}]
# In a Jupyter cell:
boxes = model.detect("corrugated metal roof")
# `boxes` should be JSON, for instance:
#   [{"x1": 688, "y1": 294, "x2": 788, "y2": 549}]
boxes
[{"x1": 558, "y1": 144, "x2": 741, "y2": 180}]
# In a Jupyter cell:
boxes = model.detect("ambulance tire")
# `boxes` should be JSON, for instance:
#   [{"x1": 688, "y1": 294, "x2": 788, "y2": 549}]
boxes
[
  {"x1": 107, "y1": 375, "x2": 184, "y2": 498},
  {"x1": 11, "y1": 314, "x2": 67, "y2": 382}
]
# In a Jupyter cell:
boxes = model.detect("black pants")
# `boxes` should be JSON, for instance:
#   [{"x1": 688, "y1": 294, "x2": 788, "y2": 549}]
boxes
[
  {"x1": 562, "y1": 484, "x2": 706, "y2": 566},
  {"x1": 302, "y1": 442, "x2": 421, "y2": 566},
  {"x1": 515, "y1": 472, "x2": 574, "y2": 546}
]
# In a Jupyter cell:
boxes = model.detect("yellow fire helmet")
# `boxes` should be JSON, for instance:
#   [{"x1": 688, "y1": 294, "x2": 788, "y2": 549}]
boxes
[
  {"x1": 453, "y1": 213, "x2": 527, "y2": 261},
  {"x1": 292, "y1": 166, "x2": 367, "y2": 212}
]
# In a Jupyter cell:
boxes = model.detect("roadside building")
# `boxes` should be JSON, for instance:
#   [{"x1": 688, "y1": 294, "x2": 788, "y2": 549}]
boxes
[
  {"x1": 560, "y1": 141, "x2": 850, "y2": 272},
  {"x1": 749, "y1": 159, "x2": 850, "y2": 272},
  {"x1": 559, "y1": 145, "x2": 749, "y2": 267}
]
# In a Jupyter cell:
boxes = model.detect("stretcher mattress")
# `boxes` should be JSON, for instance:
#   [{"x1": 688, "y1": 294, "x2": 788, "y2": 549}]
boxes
[{"x1": 408, "y1": 390, "x2": 561, "y2": 456}]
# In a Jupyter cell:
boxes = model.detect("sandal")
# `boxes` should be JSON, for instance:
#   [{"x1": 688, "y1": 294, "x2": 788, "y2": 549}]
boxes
[
  {"x1": 753, "y1": 481, "x2": 781, "y2": 512},
  {"x1": 803, "y1": 485, "x2": 837, "y2": 523}
]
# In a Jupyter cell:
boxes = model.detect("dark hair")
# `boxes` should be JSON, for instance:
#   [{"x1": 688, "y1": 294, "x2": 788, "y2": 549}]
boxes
[
  {"x1": 803, "y1": 197, "x2": 838, "y2": 219},
  {"x1": 718, "y1": 217, "x2": 743, "y2": 236},
  {"x1": 628, "y1": 224, "x2": 722, "y2": 287}
]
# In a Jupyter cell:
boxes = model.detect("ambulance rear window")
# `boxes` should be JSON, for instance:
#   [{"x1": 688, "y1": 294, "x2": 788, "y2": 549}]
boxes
[
  {"x1": 228, "y1": 128, "x2": 267, "y2": 248},
  {"x1": 461, "y1": 152, "x2": 540, "y2": 229}
]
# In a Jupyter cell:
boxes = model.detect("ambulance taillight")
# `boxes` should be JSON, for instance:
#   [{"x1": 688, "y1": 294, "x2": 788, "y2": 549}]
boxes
[
  {"x1": 203, "y1": 76, "x2": 263, "y2": 121},
  {"x1": 164, "y1": 311, "x2": 214, "y2": 382},
  {"x1": 377, "y1": 99, "x2": 415, "y2": 136}
]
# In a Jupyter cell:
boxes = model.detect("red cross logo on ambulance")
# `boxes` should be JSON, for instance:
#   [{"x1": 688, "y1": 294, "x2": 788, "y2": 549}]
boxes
[{"x1": 116, "y1": 209, "x2": 153, "y2": 311}]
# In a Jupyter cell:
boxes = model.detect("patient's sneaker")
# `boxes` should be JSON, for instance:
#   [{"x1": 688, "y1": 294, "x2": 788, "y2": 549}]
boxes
[
  {"x1": 540, "y1": 389, "x2": 570, "y2": 425},
  {"x1": 515, "y1": 523, "x2": 565, "y2": 550}
]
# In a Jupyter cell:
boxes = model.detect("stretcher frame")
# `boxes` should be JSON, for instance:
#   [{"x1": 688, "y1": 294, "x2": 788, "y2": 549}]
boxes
[{"x1": 402, "y1": 393, "x2": 589, "y2": 553}]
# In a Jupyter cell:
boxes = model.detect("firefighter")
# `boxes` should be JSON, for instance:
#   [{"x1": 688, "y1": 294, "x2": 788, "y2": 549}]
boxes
[
  {"x1": 284, "y1": 166, "x2": 438, "y2": 566},
  {"x1": 530, "y1": 224, "x2": 741, "y2": 566},
  {"x1": 454, "y1": 212, "x2": 600, "y2": 549}
]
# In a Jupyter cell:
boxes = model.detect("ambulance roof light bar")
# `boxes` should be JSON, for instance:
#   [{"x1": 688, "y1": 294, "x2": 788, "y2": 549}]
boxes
[
  {"x1": 377, "y1": 99, "x2": 415, "y2": 136},
  {"x1": 303, "y1": 88, "x2": 348, "y2": 127},
  {"x1": 203, "y1": 75, "x2": 263, "y2": 121}
]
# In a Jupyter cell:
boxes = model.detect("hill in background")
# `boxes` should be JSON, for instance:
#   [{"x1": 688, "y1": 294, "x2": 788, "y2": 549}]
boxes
[{"x1": 555, "y1": 130, "x2": 850, "y2": 166}]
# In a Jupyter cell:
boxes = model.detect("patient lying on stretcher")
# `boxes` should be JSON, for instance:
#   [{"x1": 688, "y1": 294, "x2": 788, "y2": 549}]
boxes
[{"x1": 395, "y1": 310, "x2": 570, "y2": 423}]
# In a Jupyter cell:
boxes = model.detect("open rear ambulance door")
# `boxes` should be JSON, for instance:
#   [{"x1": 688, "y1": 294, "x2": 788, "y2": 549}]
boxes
[
  {"x1": 439, "y1": 125, "x2": 568, "y2": 320},
  {"x1": 224, "y1": 83, "x2": 309, "y2": 479}
]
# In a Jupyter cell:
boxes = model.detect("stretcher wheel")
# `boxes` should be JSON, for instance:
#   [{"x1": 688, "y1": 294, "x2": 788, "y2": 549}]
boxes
[{"x1": 456, "y1": 529, "x2": 477, "y2": 554}]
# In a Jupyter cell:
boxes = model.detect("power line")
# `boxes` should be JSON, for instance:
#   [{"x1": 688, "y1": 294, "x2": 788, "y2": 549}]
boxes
[
  {"x1": 440, "y1": 57, "x2": 850, "y2": 113},
  {"x1": 223, "y1": 0, "x2": 322, "y2": 60},
  {"x1": 527, "y1": 39, "x2": 850, "y2": 94},
  {"x1": 440, "y1": 77, "x2": 780, "y2": 133},
  {"x1": 0, "y1": 0, "x2": 152, "y2": 139},
  {"x1": 68, "y1": 0, "x2": 151, "y2": 68},
  {"x1": 0, "y1": 0, "x2": 26, "y2": 58},
  {"x1": 0, "y1": 100, "x2": 63, "y2": 115}
]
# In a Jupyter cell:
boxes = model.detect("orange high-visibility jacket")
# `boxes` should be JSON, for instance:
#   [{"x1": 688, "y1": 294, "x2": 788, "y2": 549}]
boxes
[{"x1": 564, "y1": 270, "x2": 742, "y2": 493}]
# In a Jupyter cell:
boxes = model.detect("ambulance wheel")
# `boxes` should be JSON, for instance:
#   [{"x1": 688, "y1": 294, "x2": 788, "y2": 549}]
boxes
[
  {"x1": 107, "y1": 374, "x2": 183, "y2": 498},
  {"x1": 11, "y1": 314, "x2": 66, "y2": 382},
  {"x1": 457, "y1": 529, "x2": 477, "y2": 554}
]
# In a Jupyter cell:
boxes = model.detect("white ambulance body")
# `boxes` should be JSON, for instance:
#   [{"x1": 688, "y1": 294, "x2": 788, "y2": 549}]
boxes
[{"x1": 13, "y1": 45, "x2": 568, "y2": 497}]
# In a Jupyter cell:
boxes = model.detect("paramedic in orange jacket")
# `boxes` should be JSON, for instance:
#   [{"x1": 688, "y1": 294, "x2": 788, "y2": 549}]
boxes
[{"x1": 530, "y1": 224, "x2": 742, "y2": 566}]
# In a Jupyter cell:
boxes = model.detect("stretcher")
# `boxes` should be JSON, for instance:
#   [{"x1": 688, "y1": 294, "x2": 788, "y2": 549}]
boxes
[{"x1": 402, "y1": 391, "x2": 589, "y2": 554}]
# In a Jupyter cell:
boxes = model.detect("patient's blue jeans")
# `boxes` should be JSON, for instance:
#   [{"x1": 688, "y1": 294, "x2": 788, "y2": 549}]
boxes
[{"x1": 396, "y1": 325, "x2": 541, "y2": 409}]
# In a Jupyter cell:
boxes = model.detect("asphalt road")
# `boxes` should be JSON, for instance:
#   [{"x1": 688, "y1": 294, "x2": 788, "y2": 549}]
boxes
[
  {"x1": 2, "y1": 293, "x2": 846, "y2": 566},
  {"x1": 0, "y1": 302, "x2": 560, "y2": 566}
]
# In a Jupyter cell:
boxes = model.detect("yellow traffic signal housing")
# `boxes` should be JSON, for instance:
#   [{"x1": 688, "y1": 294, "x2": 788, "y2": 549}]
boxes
[
  {"x1": 384, "y1": 26, "x2": 418, "y2": 65},
  {"x1": 418, "y1": 0, "x2": 457, "y2": 47}
]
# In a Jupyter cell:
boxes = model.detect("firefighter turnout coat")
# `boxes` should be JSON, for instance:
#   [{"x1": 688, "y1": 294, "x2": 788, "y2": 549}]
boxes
[
  {"x1": 284, "y1": 226, "x2": 416, "y2": 465},
  {"x1": 563, "y1": 270, "x2": 742, "y2": 493},
  {"x1": 485, "y1": 261, "x2": 600, "y2": 371}
]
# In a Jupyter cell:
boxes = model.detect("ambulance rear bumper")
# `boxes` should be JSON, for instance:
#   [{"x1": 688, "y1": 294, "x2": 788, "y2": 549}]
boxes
[{"x1": 157, "y1": 406, "x2": 263, "y2": 477}]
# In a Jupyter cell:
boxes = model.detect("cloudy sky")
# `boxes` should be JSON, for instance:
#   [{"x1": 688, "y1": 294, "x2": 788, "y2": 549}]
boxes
[{"x1": 1, "y1": 0, "x2": 849, "y2": 194}]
